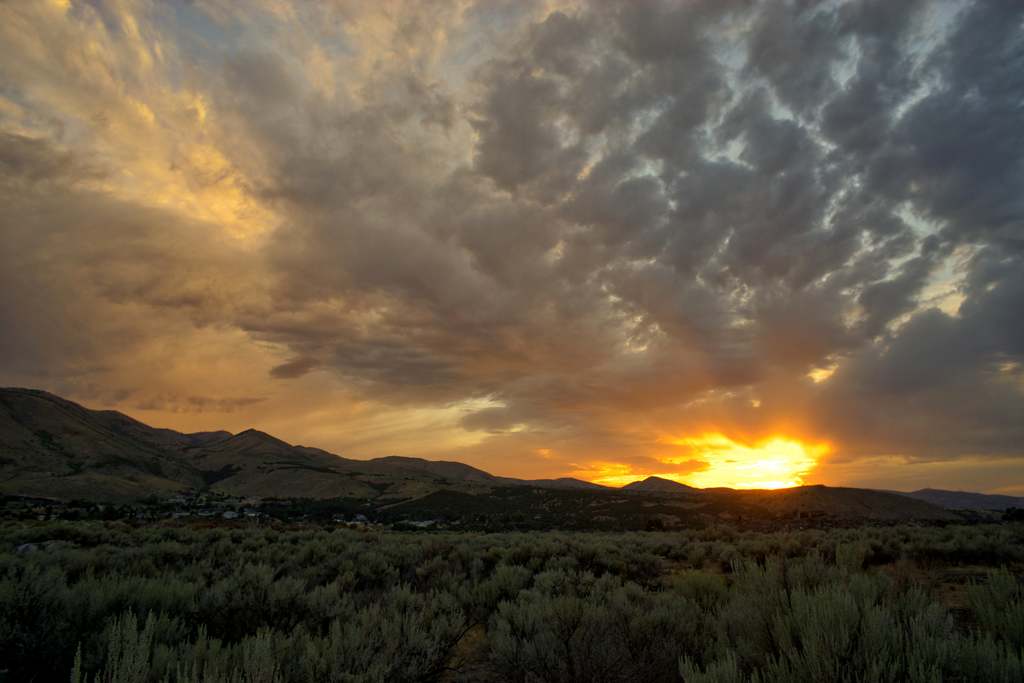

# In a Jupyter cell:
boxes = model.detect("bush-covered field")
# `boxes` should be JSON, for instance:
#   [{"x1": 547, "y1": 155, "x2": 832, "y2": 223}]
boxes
[{"x1": 1, "y1": 521, "x2": 1022, "y2": 682}]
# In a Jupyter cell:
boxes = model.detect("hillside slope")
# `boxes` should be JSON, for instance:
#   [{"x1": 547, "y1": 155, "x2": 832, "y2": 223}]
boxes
[
  {"x1": 183, "y1": 429, "x2": 384, "y2": 499},
  {"x1": 733, "y1": 485, "x2": 958, "y2": 521},
  {"x1": 368, "y1": 455, "x2": 498, "y2": 482},
  {"x1": 0, "y1": 388, "x2": 970, "y2": 523},
  {"x1": 0, "y1": 388, "x2": 205, "y2": 499},
  {"x1": 0, "y1": 388, "x2": 604, "y2": 502},
  {"x1": 898, "y1": 488, "x2": 1024, "y2": 511},
  {"x1": 623, "y1": 476, "x2": 698, "y2": 494}
]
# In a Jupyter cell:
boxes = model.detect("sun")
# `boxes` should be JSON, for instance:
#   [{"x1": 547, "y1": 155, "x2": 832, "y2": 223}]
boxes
[
  {"x1": 587, "y1": 433, "x2": 828, "y2": 489},
  {"x1": 675, "y1": 433, "x2": 827, "y2": 489}
]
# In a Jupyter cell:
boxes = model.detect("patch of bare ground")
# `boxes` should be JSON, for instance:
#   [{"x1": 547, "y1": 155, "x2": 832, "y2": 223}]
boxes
[
  {"x1": 441, "y1": 624, "x2": 495, "y2": 683},
  {"x1": 877, "y1": 559, "x2": 1024, "y2": 632}
]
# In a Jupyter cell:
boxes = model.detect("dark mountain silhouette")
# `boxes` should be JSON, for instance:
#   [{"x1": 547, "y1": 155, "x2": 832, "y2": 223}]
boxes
[
  {"x1": 367, "y1": 455, "x2": 498, "y2": 482},
  {"x1": 0, "y1": 388, "x2": 963, "y2": 521},
  {"x1": 730, "y1": 485, "x2": 955, "y2": 521},
  {"x1": 515, "y1": 477, "x2": 608, "y2": 490},
  {"x1": 622, "y1": 476, "x2": 698, "y2": 493},
  {"x1": 0, "y1": 388, "x2": 611, "y2": 502},
  {"x1": 0, "y1": 388, "x2": 207, "y2": 499},
  {"x1": 896, "y1": 488, "x2": 1024, "y2": 511}
]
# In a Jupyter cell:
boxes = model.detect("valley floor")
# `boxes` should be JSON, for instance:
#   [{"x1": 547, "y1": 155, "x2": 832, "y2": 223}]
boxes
[{"x1": 1, "y1": 521, "x2": 1022, "y2": 682}]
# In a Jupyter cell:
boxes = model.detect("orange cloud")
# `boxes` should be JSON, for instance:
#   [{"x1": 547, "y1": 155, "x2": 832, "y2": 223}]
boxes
[
  {"x1": 669, "y1": 433, "x2": 828, "y2": 489},
  {"x1": 572, "y1": 433, "x2": 828, "y2": 490}
]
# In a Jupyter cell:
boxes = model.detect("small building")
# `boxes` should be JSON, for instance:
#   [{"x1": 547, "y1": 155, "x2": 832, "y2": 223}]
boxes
[{"x1": 410, "y1": 519, "x2": 439, "y2": 528}]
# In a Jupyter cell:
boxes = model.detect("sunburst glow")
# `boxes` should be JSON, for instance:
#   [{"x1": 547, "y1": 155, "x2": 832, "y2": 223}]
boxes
[
  {"x1": 586, "y1": 433, "x2": 828, "y2": 489},
  {"x1": 677, "y1": 433, "x2": 827, "y2": 489}
]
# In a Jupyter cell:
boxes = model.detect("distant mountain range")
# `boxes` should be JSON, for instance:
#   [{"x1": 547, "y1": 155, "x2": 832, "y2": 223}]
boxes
[
  {"x1": 894, "y1": 488, "x2": 1024, "y2": 511},
  {"x1": 0, "y1": 388, "x2": 602, "y2": 503},
  {"x1": 622, "y1": 476, "x2": 697, "y2": 493},
  {"x1": 1, "y1": 388, "x2": 1014, "y2": 524},
  {"x1": 620, "y1": 479, "x2": 1023, "y2": 511}
]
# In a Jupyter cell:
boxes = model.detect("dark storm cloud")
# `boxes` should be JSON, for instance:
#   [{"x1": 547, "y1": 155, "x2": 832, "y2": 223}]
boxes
[
  {"x1": 191, "y1": 0, "x2": 1024, "y2": 463},
  {"x1": 813, "y1": 262, "x2": 1024, "y2": 461},
  {"x1": 269, "y1": 357, "x2": 321, "y2": 380},
  {"x1": 0, "y1": 133, "x2": 96, "y2": 183},
  {"x1": 1, "y1": 0, "x2": 1021, "y2": 481},
  {"x1": 791, "y1": 0, "x2": 1024, "y2": 461}
]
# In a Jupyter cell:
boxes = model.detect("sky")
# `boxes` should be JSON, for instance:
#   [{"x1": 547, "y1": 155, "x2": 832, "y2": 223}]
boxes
[{"x1": 1, "y1": 0, "x2": 1022, "y2": 493}]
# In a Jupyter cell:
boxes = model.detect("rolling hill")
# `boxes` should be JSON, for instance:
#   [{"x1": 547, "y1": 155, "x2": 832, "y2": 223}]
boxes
[
  {"x1": 896, "y1": 488, "x2": 1024, "y2": 511},
  {"x1": 731, "y1": 485, "x2": 957, "y2": 521},
  {"x1": 0, "y1": 387, "x2": 972, "y2": 524},
  {"x1": 623, "y1": 476, "x2": 698, "y2": 494},
  {"x1": 0, "y1": 388, "x2": 607, "y2": 503},
  {"x1": 0, "y1": 388, "x2": 206, "y2": 499}
]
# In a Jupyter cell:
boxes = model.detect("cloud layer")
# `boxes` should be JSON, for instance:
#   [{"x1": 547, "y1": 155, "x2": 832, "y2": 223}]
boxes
[{"x1": 1, "y1": 0, "x2": 1022, "y2": 492}]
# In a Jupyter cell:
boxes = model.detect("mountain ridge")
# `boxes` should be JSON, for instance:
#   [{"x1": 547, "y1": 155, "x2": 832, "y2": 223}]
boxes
[
  {"x1": 0, "y1": 387, "x2": 617, "y2": 502},
  {"x1": 622, "y1": 476, "x2": 698, "y2": 493},
  {"x1": 0, "y1": 388, "x2": 970, "y2": 522},
  {"x1": 893, "y1": 488, "x2": 1024, "y2": 511}
]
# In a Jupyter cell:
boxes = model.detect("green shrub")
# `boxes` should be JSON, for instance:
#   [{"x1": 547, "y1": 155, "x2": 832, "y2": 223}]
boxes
[
  {"x1": 969, "y1": 569, "x2": 1024, "y2": 649},
  {"x1": 0, "y1": 520, "x2": 1017, "y2": 682}
]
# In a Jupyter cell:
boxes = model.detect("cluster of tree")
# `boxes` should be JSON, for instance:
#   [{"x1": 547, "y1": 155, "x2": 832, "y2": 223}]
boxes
[{"x1": 0, "y1": 521, "x2": 1021, "y2": 681}]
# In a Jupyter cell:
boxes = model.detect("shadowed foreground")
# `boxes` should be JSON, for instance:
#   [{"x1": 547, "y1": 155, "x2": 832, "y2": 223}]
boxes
[{"x1": 1, "y1": 521, "x2": 1022, "y2": 682}]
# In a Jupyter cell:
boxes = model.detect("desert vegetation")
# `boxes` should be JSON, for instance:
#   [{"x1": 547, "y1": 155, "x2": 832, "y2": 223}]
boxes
[{"x1": 1, "y1": 521, "x2": 1022, "y2": 682}]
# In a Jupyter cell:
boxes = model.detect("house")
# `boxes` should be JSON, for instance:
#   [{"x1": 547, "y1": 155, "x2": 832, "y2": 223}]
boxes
[{"x1": 406, "y1": 519, "x2": 438, "y2": 529}]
